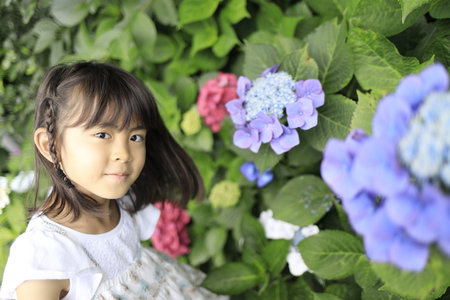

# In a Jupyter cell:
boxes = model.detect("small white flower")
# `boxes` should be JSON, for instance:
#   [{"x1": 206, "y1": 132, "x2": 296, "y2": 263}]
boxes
[
  {"x1": 301, "y1": 224, "x2": 320, "y2": 238},
  {"x1": 258, "y1": 209, "x2": 300, "y2": 240},
  {"x1": 286, "y1": 245, "x2": 310, "y2": 276},
  {"x1": 0, "y1": 176, "x2": 11, "y2": 214},
  {"x1": 10, "y1": 171, "x2": 35, "y2": 194}
]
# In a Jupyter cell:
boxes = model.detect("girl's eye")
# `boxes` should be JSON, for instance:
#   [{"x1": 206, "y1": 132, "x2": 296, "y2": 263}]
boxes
[
  {"x1": 94, "y1": 132, "x2": 111, "y2": 139},
  {"x1": 131, "y1": 134, "x2": 144, "y2": 142}
]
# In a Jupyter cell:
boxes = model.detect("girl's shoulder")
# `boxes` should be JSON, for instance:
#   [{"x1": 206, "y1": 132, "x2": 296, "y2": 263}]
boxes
[
  {"x1": 119, "y1": 196, "x2": 161, "y2": 241},
  {"x1": 7, "y1": 215, "x2": 96, "y2": 272},
  {"x1": 0, "y1": 215, "x2": 101, "y2": 299}
]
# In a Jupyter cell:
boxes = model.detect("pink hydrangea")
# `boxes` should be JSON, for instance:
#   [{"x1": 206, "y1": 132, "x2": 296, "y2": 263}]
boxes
[
  {"x1": 197, "y1": 72, "x2": 238, "y2": 132},
  {"x1": 151, "y1": 201, "x2": 191, "y2": 258}
]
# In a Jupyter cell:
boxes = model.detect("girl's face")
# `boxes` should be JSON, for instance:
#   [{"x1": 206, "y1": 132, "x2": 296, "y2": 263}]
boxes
[{"x1": 59, "y1": 118, "x2": 147, "y2": 203}]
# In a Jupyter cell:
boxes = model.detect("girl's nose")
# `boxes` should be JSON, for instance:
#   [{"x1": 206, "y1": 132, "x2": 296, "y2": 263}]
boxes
[{"x1": 111, "y1": 142, "x2": 131, "y2": 162}]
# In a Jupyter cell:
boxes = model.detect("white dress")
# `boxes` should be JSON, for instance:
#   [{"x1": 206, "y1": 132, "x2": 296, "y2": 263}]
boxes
[{"x1": 0, "y1": 199, "x2": 227, "y2": 300}]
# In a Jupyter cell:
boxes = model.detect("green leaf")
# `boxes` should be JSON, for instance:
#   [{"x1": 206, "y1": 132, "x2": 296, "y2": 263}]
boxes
[
  {"x1": 279, "y1": 46, "x2": 319, "y2": 81},
  {"x1": 256, "y1": 2, "x2": 284, "y2": 33},
  {"x1": 313, "y1": 293, "x2": 343, "y2": 300},
  {"x1": 131, "y1": 11, "x2": 157, "y2": 62},
  {"x1": 287, "y1": 278, "x2": 314, "y2": 300},
  {"x1": 371, "y1": 250, "x2": 450, "y2": 299},
  {"x1": 325, "y1": 283, "x2": 361, "y2": 300},
  {"x1": 298, "y1": 230, "x2": 364, "y2": 279},
  {"x1": 277, "y1": 16, "x2": 303, "y2": 38},
  {"x1": 242, "y1": 248, "x2": 267, "y2": 278},
  {"x1": 51, "y1": 0, "x2": 89, "y2": 26},
  {"x1": 241, "y1": 213, "x2": 267, "y2": 253},
  {"x1": 304, "y1": 0, "x2": 343, "y2": 18},
  {"x1": 189, "y1": 236, "x2": 211, "y2": 266},
  {"x1": 74, "y1": 21, "x2": 94, "y2": 54},
  {"x1": 269, "y1": 175, "x2": 334, "y2": 227},
  {"x1": 354, "y1": 257, "x2": 379, "y2": 290},
  {"x1": 179, "y1": 0, "x2": 221, "y2": 25},
  {"x1": 273, "y1": 36, "x2": 304, "y2": 59},
  {"x1": 347, "y1": 27, "x2": 420, "y2": 93},
  {"x1": 5, "y1": 199, "x2": 26, "y2": 234},
  {"x1": 350, "y1": 91, "x2": 379, "y2": 135},
  {"x1": 348, "y1": 0, "x2": 428, "y2": 36},
  {"x1": 190, "y1": 19, "x2": 218, "y2": 57},
  {"x1": 430, "y1": 0, "x2": 450, "y2": 19},
  {"x1": 305, "y1": 19, "x2": 353, "y2": 94},
  {"x1": 261, "y1": 279, "x2": 288, "y2": 300},
  {"x1": 32, "y1": 18, "x2": 59, "y2": 53},
  {"x1": 151, "y1": 34, "x2": 177, "y2": 64},
  {"x1": 152, "y1": 0, "x2": 178, "y2": 26},
  {"x1": 287, "y1": 142, "x2": 322, "y2": 168},
  {"x1": 221, "y1": 0, "x2": 250, "y2": 24},
  {"x1": 174, "y1": 76, "x2": 197, "y2": 111},
  {"x1": 183, "y1": 128, "x2": 214, "y2": 152},
  {"x1": 302, "y1": 95, "x2": 357, "y2": 152},
  {"x1": 362, "y1": 287, "x2": 403, "y2": 300},
  {"x1": 243, "y1": 43, "x2": 280, "y2": 80},
  {"x1": 0, "y1": 227, "x2": 17, "y2": 245},
  {"x1": 398, "y1": 0, "x2": 432, "y2": 22},
  {"x1": 205, "y1": 227, "x2": 228, "y2": 256},
  {"x1": 201, "y1": 262, "x2": 261, "y2": 295},
  {"x1": 262, "y1": 239, "x2": 290, "y2": 276},
  {"x1": 213, "y1": 34, "x2": 239, "y2": 57}
]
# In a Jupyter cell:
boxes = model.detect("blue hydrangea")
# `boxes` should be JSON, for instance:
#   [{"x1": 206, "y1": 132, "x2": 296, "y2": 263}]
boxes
[
  {"x1": 321, "y1": 63, "x2": 450, "y2": 272},
  {"x1": 244, "y1": 72, "x2": 297, "y2": 121},
  {"x1": 225, "y1": 66, "x2": 325, "y2": 155},
  {"x1": 399, "y1": 92, "x2": 450, "y2": 187}
]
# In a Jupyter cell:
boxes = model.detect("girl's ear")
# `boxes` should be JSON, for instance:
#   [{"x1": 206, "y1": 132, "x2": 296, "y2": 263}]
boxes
[{"x1": 34, "y1": 127, "x2": 53, "y2": 163}]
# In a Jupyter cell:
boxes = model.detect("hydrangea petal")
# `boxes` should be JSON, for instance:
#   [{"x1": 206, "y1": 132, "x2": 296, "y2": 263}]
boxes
[
  {"x1": 237, "y1": 76, "x2": 252, "y2": 99},
  {"x1": 351, "y1": 138, "x2": 409, "y2": 197},
  {"x1": 372, "y1": 95, "x2": 412, "y2": 143},
  {"x1": 321, "y1": 139, "x2": 362, "y2": 200},
  {"x1": 257, "y1": 170, "x2": 274, "y2": 187},
  {"x1": 270, "y1": 126, "x2": 299, "y2": 154},
  {"x1": 389, "y1": 233, "x2": 429, "y2": 272},
  {"x1": 240, "y1": 162, "x2": 259, "y2": 182}
]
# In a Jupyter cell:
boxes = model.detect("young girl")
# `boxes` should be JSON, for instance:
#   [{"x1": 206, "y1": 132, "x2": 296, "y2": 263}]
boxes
[{"x1": 0, "y1": 61, "x2": 227, "y2": 300}]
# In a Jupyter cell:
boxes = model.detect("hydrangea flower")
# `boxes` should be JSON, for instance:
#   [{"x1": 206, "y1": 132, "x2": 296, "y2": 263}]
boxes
[
  {"x1": 181, "y1": 106, "x2": 202, "y2": 136},
  {"x1": 226, "y1": 66, "x2": 324, "y2": 154},
  {"x1": 258, "y1": 209, "x2": 319, "y2": 276},
  {"x1": 321, "y1": 63, "x2": 450, "y2": 272},
  {"x1": 0, "y1": 177, "x2": 11, "y2": 215},
  {"x1": 209, "y1": 180, "x2": 241, "y2": 208},
  {"x1": 151, "y1": 201, "x2": 191, "y2": 258},
  {"x1": 197, "y1": 72, "x2": 238, "y2": 132},
  {"x1": 240, "y1": 162, "x2": 273, "y2": 187},
  {"x1": 1, "y1": 134, "x2": 20, "y2": 156},
  {"x1": 10, "y1": 171, "x2": 35, "y2": 194}
]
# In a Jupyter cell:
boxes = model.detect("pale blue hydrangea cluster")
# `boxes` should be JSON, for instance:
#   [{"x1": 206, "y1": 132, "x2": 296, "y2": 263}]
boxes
[
  {"x1": 225, "y1": 66, "x2": 324, "y2": 155},
  {"x1": 399, "y1": 92, "x2": 450, "y2": 187},
  {"x1": 244, "y1": 72, "x2": 297, "y2": 121}
]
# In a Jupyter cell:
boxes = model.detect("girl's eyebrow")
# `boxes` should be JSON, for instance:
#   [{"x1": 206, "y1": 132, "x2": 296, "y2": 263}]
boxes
[{"x1": 95, "y1": 122, "x2": 146, "y2": 131}]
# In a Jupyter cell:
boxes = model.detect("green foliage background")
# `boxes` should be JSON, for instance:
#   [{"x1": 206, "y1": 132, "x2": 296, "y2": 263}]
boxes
[{"x1": 1, "y1": 0, "x2": 450, "y2": 299}]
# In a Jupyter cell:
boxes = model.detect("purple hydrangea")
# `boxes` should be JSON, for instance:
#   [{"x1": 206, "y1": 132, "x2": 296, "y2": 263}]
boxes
[
  {"x1": 240, "y1": 162, "x2": 274, "y2": 187},
  {"x1": 226, "y1": 66, "x2": 325, "y2": 155},
  {"x1": 320, "y1": 63, "x2": 450, "y2": 272}
]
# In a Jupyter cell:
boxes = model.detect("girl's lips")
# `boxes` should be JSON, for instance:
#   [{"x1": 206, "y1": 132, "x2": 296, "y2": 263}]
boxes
[{"x1": 105, "y1": 173, "x2": 129, "y2": 181}]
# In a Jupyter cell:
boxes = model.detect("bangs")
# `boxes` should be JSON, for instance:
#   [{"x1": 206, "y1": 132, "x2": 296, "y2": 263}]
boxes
[{"x1": 64, "y1": 65, "x2": 151, "y2": 130}]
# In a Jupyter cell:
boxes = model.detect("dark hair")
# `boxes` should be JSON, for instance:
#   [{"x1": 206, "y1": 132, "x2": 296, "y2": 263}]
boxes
[{"x1": 32, "y1": 61, "x2": 204, "y2": 220}]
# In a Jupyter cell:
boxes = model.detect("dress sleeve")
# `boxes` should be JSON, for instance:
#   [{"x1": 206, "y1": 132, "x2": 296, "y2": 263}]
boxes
[
  {"x1": 133, "y1": 204, "x2": 161, "y2": 241},
  {"x1": 0, "y1": 229, "x2": 101, "y2": 300}
]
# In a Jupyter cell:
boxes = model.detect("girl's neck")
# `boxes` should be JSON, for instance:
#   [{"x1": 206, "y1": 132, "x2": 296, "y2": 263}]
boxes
[{"x1": 48, "y1": 199, "x2": 120, "y2": 234}]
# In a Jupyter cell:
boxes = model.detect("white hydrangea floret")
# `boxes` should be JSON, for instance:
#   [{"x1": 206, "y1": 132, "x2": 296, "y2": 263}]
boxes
[
  {"x1": 10, "y1": 171, "x2": 35, "y2": 194},
  {"x1": 258, "y1": 209, "x2": 300, "y2": 240},
  {"x1": 286, "y1": 245, "x2": 309, "y2": 276},
  {"x1": 0, "y1": 176, "x2": 11, "y2": 214}
]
